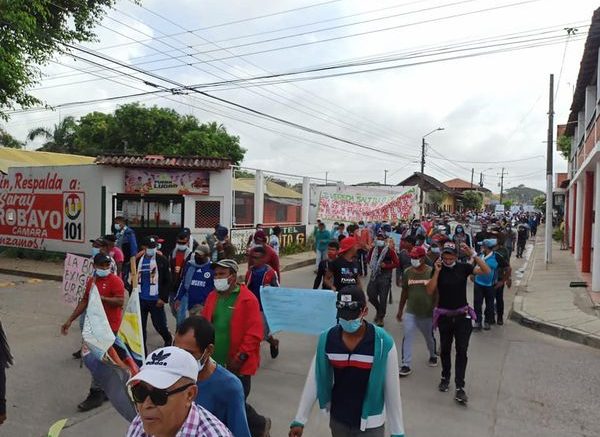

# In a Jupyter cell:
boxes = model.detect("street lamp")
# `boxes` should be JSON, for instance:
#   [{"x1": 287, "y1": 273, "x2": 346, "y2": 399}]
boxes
[{"x1": 419, "y1": 127, "x2": 444, "y2": 216}]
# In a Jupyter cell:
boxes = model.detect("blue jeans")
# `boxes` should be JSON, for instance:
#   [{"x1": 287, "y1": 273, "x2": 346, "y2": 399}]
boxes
[
  {"x1": 401, "y1": 313, "x2": 437, "y2": 367},
  {"x1": 140, "y1": 299, "x2": 172, "y2": 351},
  {"x1": 316, "y1": 249, "x2": 326, "y2": 268},
  {"x1": 474, "y1": 283, "x2": 495, "y2": 325},
  {"x1": 168, "y1": 293, "x2": 188, "y2": 327}
]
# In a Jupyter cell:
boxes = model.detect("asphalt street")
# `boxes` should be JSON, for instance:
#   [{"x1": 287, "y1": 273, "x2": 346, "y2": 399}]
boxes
[{"x1": 1, "y1": 248, "x2": 600, "y2": 437}]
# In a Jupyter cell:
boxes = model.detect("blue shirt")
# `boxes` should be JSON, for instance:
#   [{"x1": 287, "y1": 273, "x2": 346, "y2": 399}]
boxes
[
  {"x1": 119, "y1": 227, "x2": 138, "y2": 260},
  {"x1": 248, "y1": 265, "x2": 268, "y2": 306},
  {"x1": 175, "y1": 261, "x2": 214, "y2": 308},
  {"x1": 474, "y1": 252, "x2": 498, "y2": 287},
  {"x1": 196, "y1": 364, "x2": 251, "y2": 437},
  {"x1": 139, "y1": 256, "x2": 157, "y2": 301}
]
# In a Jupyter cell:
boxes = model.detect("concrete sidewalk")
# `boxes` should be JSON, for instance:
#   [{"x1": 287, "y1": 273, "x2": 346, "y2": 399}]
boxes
[
  {"x1": 0, "y1": 250, "x2": 316, "y2": 282},
  {"x1": 511, "y1": 232, "x2": 600, "y2": 349}
]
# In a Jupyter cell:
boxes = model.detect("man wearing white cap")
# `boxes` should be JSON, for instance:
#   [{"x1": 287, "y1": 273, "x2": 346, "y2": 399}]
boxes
[{"x1": 127, "y1": 346, "x2": 233, "y2": 437}]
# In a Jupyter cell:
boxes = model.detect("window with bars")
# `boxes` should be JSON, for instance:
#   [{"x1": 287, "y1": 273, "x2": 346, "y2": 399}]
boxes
[{"x1": 195, "y1": 201, "x2": 221, "y2": 228}]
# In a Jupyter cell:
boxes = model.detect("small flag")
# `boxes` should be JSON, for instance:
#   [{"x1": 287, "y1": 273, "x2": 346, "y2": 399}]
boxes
[{"x1": 117, "y1": 288, "x2": 145, "y2": 364}]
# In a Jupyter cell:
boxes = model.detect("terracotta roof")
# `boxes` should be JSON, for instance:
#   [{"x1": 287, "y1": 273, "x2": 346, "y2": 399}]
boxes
[
  {"x1": 443, "y1": 178, "x2": 474, "y2": 189},
  {"x1": 95, "y1": 154, "x2": 231, "y2": 170},
  {"x1": 565, "y1": 7, "x2": 600, "y2": 136}
]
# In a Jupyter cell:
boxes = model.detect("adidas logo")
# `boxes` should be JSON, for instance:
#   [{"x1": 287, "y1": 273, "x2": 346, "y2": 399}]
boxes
[{"x1": 147, "y1": 350, "x2": 171, "y2": 366}]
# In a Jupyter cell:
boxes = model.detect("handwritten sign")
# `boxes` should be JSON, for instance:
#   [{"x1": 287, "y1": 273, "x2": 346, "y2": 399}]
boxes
[
  {"x1": 62, "y1": 253, "x2": 94, "y2": 307},
  {"x1": 261, "y1": 286, "x2": 338, "y2": 336}
]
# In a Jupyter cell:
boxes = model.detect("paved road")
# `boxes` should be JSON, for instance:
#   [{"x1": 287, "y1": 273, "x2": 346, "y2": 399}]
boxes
[{"x1": 1, "y1": 249, "x2": 600, "y2": 437}]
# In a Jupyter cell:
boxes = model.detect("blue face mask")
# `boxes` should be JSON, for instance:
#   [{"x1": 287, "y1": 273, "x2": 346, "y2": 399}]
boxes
[
  {"x1": 339, "y1": 317, "x2": 362, "y2": 333},
  {"x1": 95, "y1": 268, "x2": 110, "y2": 278},
  {"x1": 114, "y1": 223, "x2": 122, "y2": 231},
  {"x1": 91, "y1": 247, "x2": 100, "y2": 256},
  {"x1": 146, "y1": 248, "x2": 156, "y2": 257}
]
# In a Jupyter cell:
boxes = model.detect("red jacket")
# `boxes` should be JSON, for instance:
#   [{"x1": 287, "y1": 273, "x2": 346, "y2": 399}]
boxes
[
  {"x1": 367, "y1": 246, "x2": 400, "y2": 271},
  {"x1": 202, "y1": 284, "x2": 263, "y2": 376},
  {"x1": 248, "y1": 245, "x2": 280, "y2": 281}
]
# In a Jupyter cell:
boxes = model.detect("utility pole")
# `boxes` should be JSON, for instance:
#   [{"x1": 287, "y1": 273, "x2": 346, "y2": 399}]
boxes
[
  {"x1": 420, "y1": 137, "x2": 426, "y2": 174},
  {"x1": 470, "y1": 168, "x2": 474, "y2": 189},
  {"x1": 384, "y1": 169, "x2": 388, "y2": 186},
  {"x1": 479, "y1": 172, "x2": 483, "y2": 188},
  {"x1": 499, "y1": 168, "x2": 506, "y2": 203},
  {"x1": 325, "y1": 171, "x2": 328, "y2": 185},
  {"x1": 545, "y1": 74, "x2": 554, "y2": 265}
]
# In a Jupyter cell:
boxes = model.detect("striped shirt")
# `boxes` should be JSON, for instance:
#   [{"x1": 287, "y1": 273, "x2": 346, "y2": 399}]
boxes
[
  {"x1": 326, "y1": 323, "x2": 375, "y2": 429},
  {"x1": 127, "y1": 403, "x2": 233, "y2": 437}
]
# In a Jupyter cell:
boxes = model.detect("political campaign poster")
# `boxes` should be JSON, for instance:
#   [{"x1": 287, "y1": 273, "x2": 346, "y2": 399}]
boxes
[{"x1": 125, "y1": 169, "x2": 209, "y2": 195}]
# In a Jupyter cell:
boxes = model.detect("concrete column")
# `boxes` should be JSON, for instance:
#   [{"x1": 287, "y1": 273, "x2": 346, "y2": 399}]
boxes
[
  {"x1": 575, "y1": 180, "x2": 584, "y2": 261},
  {"x1": 222, "y1": 168, "x2": 234, "y2": 228},
  {"x1": 254, "y1": 170, "x2": 265, "y2": 226},
  {"x1": 570, "y1": 184, "x2": 577, "y2": 253},
  {"x1": 592, "y1": 161, "x2": 600, "y2": 290},
  {"x1": 582, "y1": 171, "x2": 594, "y2": 272},
  {"x1": 301, "y1": 177, "x2": 310, "y2": 226}
]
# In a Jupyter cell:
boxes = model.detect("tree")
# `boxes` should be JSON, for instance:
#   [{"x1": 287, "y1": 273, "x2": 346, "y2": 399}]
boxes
[
  {"x1": 557, "y1": 135, "x2": 572, "y2": 160},
  {"x1": 28, "y1": 116, "x2": 77, "y2": 153},
  {"x1": 533, "y1": 194, "x2": 546, "y2": 210},
  {"x1": 0, "y1": 128, "x2": 23, "y2": 148},
  {"x1": 503, "y1": 199, "x2": 513, "y2": 210},
  {"x1": 0, "y1": 1, "x2": 118, "y2": 119},
  {"x1": 461, "y1": 190, "x2": 484, "y2": 211},
  {"x1": 428, "y1": 191, "x2": 447, "y2": 212}
]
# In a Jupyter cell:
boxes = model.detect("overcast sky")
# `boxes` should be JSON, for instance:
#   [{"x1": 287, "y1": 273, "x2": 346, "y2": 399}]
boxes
[{"x1": 3, "y1": 0, "x2": 598, "y2": 192}]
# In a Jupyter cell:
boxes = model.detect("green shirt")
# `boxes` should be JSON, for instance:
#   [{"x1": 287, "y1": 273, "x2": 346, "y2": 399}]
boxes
[
  {"x1": 403, "y1": 266, "x2": 435, "y2": 318},
  {"x1": 212, "y1": 286, "x2": 240, "y2": 366}
]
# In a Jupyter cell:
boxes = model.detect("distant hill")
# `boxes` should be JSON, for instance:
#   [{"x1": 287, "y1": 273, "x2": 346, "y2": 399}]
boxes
[{"x1": 504, "y1": 184, "x2": 544, "y2": 204}]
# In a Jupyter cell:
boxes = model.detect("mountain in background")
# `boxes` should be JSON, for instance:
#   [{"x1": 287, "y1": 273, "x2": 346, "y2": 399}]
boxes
[{"x1": 504, "y1": 184, "x2": 544, "y2": 204}]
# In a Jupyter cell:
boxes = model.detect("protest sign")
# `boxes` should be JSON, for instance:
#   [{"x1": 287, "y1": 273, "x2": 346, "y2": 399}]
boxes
[
  {"x1": 261, "y1": 287, "x2": 337, "y2": 336},
  {"x1": 82, "y1": 285, "x2": 115, "y2": 360},
  {"x1": 62, "y1": 253, "x2": 93, "y2": 307}
]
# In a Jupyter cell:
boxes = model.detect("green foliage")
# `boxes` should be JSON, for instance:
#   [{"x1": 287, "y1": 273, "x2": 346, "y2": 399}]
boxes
[
  {"x1": 503, "y1": 200, "x2": 513, "y2": 210},
  {"x1": 28, "y1": 116, "x2": 77, "y2": 152},
  {"x1": 0, "y1": 0, "x2": 117, "y2": 118},
  {"x1": 462, "y1": 190, "x2": 484, "y2": 210},
  {"x1": 552, "y1": 227, "x2": 564, "y2": 242},
  {"x1": 26, "y1": 103, "x2": 246, "y2": 164},
  {"x1": 504, "y1": 184, "x2": 545, "y2": 205},
  {"x1": 0, "y1": 128, "x2": 23, "y2": 148},
  {"x1": 428, "y1": 191, "x2": 447, "y2": 211},
  {"x1": 533, "y1": 194, "x2": 546, "y2": 210},
  {"x1": 280, "y1": 241, "x2": 312, "y2": 256},
  {"x1": 557, "y1": 135, "x2": 572, "y2": 160},
  {"x1": 0, "y1": 247, "x2": 64, "y2": 262}
]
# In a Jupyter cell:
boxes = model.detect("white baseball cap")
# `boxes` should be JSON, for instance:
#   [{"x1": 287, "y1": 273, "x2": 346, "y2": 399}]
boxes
[{"x1": 127, "y1": 346, "x2": 199, "y2": 389}]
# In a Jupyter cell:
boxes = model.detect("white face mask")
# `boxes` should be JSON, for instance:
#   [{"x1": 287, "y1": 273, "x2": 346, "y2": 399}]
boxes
[
  {"x1": 376, "y1": 240, "x2": 386, "y2": 247},
  {"x1": 214, "y1": 277, "x2": 231, "y2": 292},
  {"x1": 176, "y1": 244, "x2": 188, "y2": 251},
  {"x1": 410, "y1": 259, "x2": 421, "y2": 268},
  {"x1": 197, "y1": 351, "x2": 208, "y2": 372}
]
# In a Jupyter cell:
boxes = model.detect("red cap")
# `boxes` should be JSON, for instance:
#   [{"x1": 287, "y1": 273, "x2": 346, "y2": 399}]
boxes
[
  {"x1": 339, "y1": 237, "x2": 358, "y2": 254},
  {"x1": 409, "y1": 246, "x2": 427, "y2": 259}
]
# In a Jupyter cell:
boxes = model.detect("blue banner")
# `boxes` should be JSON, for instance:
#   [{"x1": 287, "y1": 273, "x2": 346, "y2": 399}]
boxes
[{"x1": 261, "y1": 287, "x2": 338, "y2": 336}]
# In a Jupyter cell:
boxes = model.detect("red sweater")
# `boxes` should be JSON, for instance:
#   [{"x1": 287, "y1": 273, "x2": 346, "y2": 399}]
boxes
[{"x1": 202, "y1": 284, "x2": 263, "y2": 376}]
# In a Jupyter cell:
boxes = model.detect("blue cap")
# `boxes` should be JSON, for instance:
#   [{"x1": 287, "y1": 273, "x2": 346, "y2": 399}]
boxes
[{"x1": 483, "y1": 238, "x2": 497, "y2": 248}]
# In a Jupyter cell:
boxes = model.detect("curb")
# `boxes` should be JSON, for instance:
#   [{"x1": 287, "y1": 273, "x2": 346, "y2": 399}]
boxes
[
  {"x1": 281, "y1": 258, "x2": 316, "y2": 272},
  {"x1": 509, "y1": 240, "x2": 600, "y2": 350},
  {"x1": 0, "y1": 267, "x2": 63, "y2": 282}
]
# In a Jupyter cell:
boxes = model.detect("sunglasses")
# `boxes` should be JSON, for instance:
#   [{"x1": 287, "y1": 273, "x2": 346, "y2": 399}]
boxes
[
  {"x1": 130, "y1": 382, "x2": 194, "y2": 406},
  {"x1": 336, "y1": 301, "x2": 362, "y2": 310}
]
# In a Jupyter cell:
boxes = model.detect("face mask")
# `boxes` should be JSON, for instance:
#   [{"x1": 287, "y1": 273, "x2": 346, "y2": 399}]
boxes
[
  {"x1": 157, "y1": 243, "x2": 162, "y2": 250},
  {"x1": 196, "y1": 351, "x2": 208, "y2": 372},
  {"x1": 376, "y1": 240, "x2": 385, "y2": 247},
  {"x1": 443, "y1": 261, "x2": 456, "y2": 268},
  {"x1": 195, "y1": 255, "x2": 206, "y2": 265},
  {"x1": 456, "y1": 228, "x2": 463, "y2": 233},
  {"x1": 359, "y1": 224, "x2": 364, "y2": 229},
  {"x1": 339, "y1": 317, "x2": 362, "y2": 333},
  {"x1": 114, "y1": 224, "x2": 122, "y2": 231},
  {"x1": 176, "y1": 244, "x2": 188, "y2": 251},
  {"x1": 411, "y1": 259, "x2": 421, "y2": 268},
  {"x1": 91, "y1": 247, "x2": 100, "y2": 256},
  {"x1": 146, "y1": 248, "x2": 156, "y2": 257},
  {"x1": 95, "y1": 268, "x2": 110, "y2": 278},
  {"x1": 431, "y1": 247, "x2": 441, "y2": 254},
  {"x1": 214, "y1": 277, "x2": 231, "y2": 292}
]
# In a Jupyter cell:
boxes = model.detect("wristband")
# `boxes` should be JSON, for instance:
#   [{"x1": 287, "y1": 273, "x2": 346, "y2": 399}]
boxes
[{"x1": 290, "y1": 421, "x2": 304, "y2": 428}]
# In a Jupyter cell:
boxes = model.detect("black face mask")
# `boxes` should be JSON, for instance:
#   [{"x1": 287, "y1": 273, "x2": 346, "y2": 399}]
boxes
[{"x1": 195, "y1": 255, "x2": 206, "y2": 264}]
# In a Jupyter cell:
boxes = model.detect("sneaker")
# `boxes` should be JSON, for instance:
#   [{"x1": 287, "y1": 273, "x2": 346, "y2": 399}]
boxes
[
  {"x1": 455, "y1": 388, "x2": 469, "y2": 404},
  {"x1": 473, "y1": 323, "x2": 482, "y2": 331},
  {"x1": 428, "y1": 356, "x2": 439, "y2": 367},
  {"x1": 483, "y1": 322, "x2": 491, "y2": 331},
  {"x1": 399, "y1": 366, "x2": 412, "y2": 377},
  {"x1": 269, "y1": 338, "x2": 280, "y2": 359},
  {"x1": 262, "y1": 417, "x2": 272, "y2": 437},
  {"x1": 77, "y1": 389, "x2": 106, "y2": 412},
  {"x1": 438, "y1": 379, "x2": 450, "y2": 392},
  {"x1": 497, "y1": 317, "x2": 504, "y2": 326},
  {"x1": 490, "y1": 319, "x2": 496, "y2": 325},
  {"x1": 72, "y1": 349, "x2": 82, "y2": 359}
]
